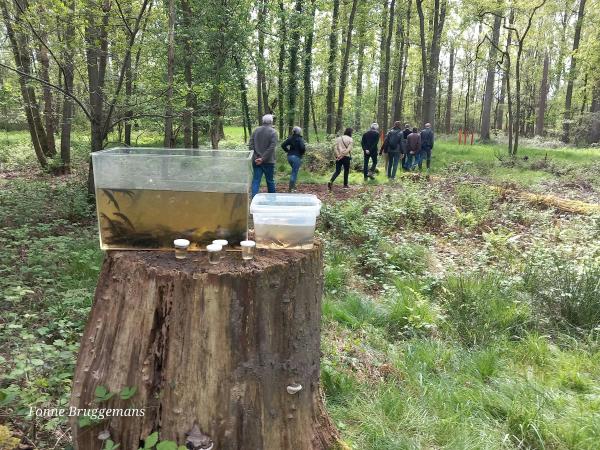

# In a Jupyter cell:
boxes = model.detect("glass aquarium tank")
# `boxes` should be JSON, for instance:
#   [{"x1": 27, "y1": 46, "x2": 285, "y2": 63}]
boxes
[{"x1": 92, "y1": 148, "x2": 252, "y2": 251}]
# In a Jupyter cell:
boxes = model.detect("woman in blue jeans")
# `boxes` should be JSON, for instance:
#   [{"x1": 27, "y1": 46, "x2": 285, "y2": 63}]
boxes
[{"x1": 281, "y1": 126, "x2": 306, "y2": 192}]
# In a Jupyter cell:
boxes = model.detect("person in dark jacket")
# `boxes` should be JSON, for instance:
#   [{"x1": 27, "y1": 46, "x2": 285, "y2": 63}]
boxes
[
  {"x1": 419, "y1": 123, "x2": 435, "y2": 171},
  {"x1": 402, "y1": 123, "x2": 411, "y2": 170},
  {"x1": 281, "y1": 126, "x2": 306, "y2": 192},
  {"x1": 403, "y1": 123, "x2": 411, "y2": 140},
  {"x1": 380, "y1": 121, "x2": 406, "y2": 180},
  {"x1": 361, "y1": 123, "x2": 380, "y2": 181},
  {"x1": 249, "y1": 114, "x2": 278, "y2": 197},
  {"x1": 406, "y1": 127, "x2": 421, "y2": 170}
]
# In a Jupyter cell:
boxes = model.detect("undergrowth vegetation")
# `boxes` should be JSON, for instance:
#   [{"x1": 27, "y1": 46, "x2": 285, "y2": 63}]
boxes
[
  {"x1": 1, "y1": 134, "x2": 599, "y2": 448},
  {"x1": 320, "y1": 179, "x2": 600, "y2": 449}
]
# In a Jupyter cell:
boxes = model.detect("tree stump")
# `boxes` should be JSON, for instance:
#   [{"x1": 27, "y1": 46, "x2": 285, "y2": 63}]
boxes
[{"x1": 70, "y1": 243, "x2": 339, "y2": 449}]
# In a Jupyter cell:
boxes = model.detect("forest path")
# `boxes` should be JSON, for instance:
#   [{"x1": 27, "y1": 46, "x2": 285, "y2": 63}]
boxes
[{"x1": 275, "y1": 177, "x2": 600, "y2": 215}]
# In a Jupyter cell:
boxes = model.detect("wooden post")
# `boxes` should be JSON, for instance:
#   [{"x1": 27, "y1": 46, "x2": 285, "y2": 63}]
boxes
[
  {"x1": 70, "y1": 244, "x2": 339, "y2": 449},
  {"x1": 458, "y1": 128, "x2": 462, "y2": 144}
]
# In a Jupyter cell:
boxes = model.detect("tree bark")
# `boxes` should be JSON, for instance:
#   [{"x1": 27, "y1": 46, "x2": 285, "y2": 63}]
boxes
[
  {"x1": 256, "y1": 0, "x2": 268, "y2": 123},
  {"x1": 325, "y1": 0, "x2": 340, "y2": 135},
  {"x1": 287, "y1": 0, "x2": 304, "y2": 134},
  {"x1": 480, "y1": 15, "x2": 501, "y2": 141},
  {"x1": 416, "y1": 0, "x2": 447, "y2": 129},
  {"x1": 562, "y1": 0, "x2": 586, "y2": 143},
  {"x1": 397, "y1": 0, "x2": 412, "y2": 126},
  {"x1": 302, "y1": 0, "x2": 316, "y2": 142},
  {"x1": 164, "y1": 0, "x2": 175, "y2": 148},
  {"x1": 60, "y1": 0, "x2": 75, "y2": 172},
  {"x1": 37, "y1": 40, "x2": 57, "y2": 156},
  {"x1": 182, "y1": 0, "x2": 196, "y2": 148},
  {"x1": 70, "y1": 245, "x2": 339, "y2": 450},
  {"x1": 391, "y1": 0, "x2": 410, "y2": 124},
  {"x1": 353, "y1": 4, "x2": 366, "y2": 131},
  {"x1": 1, "y1": 0, "x2": 48, "y2": 168},
  {"x1": 535, "y1": 52, "x2": 549, "y2": 136},
  {"x1": 444, "y1": 45, "x2": 454, "y2": 134},
  {"x1": 335, "y1": 0, "x2": 358, "y2": 133},
  {"x1": 376, "y1": 0, "x2": 394, "y2": 133},
  {"x1": 277, "y1": 0, "x2": 287, "y2": 137}
]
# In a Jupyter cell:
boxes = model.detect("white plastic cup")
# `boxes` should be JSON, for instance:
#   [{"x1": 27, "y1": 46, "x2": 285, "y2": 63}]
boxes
[
  {"x1": 206, "y1": 243, "x2": 222, "y2": 264},
  {"x1": 240, "y1": 240, "x2": 256, "y2": 260},
  {"x1": 173, "y1": 239, "x2": 190, "y2": 259},
  {"x1": 212, "y1": 239, "x2": 229, "y2": 259}
]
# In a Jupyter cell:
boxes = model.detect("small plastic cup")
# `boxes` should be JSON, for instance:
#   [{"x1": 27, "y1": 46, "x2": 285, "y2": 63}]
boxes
[
  {"x1": 212, "y1": 239, "x2": 229, "y2": 259},
  {"x1": 173, "y1": 239, "x2": 190, "y2": 259},
  {"x1": 206, "y1": 243, "x2": 222, "y2": 265},
  {"x1": 240, "y1": 240, "x2": 256, "y2": 260}
]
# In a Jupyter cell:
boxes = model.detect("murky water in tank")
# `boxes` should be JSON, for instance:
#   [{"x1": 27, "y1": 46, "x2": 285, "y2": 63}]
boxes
[
  {"x1": 253, "y1": 223, "x2": 316, "y2": 249},
  {"x1": 96, "y1": 188, "x2": 248, "y2": 250}
]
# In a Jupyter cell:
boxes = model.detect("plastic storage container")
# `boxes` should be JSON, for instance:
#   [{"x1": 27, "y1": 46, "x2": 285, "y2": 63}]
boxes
[
  {"x1": 92, "y1": 148, "x2": 252, "y2": 250},
  {"x1": 250, "y1": 193, "x2": 322, "y2": 249}
]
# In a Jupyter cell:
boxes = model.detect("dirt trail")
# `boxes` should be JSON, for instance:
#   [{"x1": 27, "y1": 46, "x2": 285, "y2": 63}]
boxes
[{"x1": 274, "y1": 175, "x2": 600, "y2": 215}]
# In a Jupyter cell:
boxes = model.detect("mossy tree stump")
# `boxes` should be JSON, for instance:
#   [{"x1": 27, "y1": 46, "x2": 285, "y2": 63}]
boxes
[{"x1": 70, "y1": 243, "x2": 338, "y2": 449}]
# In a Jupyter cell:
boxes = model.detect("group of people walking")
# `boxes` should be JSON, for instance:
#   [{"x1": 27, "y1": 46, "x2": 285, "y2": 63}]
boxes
[{"x1": 248, "y1": 114, "x2": 435, "y2": 196}]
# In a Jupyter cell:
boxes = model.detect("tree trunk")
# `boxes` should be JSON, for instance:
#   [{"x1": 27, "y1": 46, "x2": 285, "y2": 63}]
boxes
[
  {"x1": 480, "y1": 15, "x2": 501, "y2": 141},
  {"x1": 60, "y1": 0, "x2": 76, "y2": 172},
  {"x1": 70, "y1": 246, "x2": 339, "y2": 450},
  {"x1": 590, "y1": 77, "x2": 600, "y2": 143},
  {"x1": 256, "y1": 0, "x2": 267, "y2": 123},
  {"x1": 182, "y1": 0, "x2": 196, "y2": 148},
  {"x1": 416, "y1": 0, "x2": 447, "y2": 128},
  {"x1": 535, "y1": 52, "x2": 549, "y2": 136},
  {"x1": 376, "y1": 0, "x2": 393, "y2": 133},
  {"x1": 397, "y1": 0, "x2": 412, "y2": 125},
  {"x1": 335, "y1": 0, "x2": 358, "y2": 133},
  {"x1": 562, "y1": 0, "x2": 586, "y2": 143},
  {"x1": 37, "y1": 40, "x2": 57, "y2": 156},
  {"x1": 390, "y1": 0, "x2": 408, "y2": 123},
  {"x1": 444, "y1": 45, "x2": 454, "y2": 134},
  {"x1": 277, "y1": 0, "x2": 287, "y2": 137},
  {"x1": 1, "y1": 1, "x2": 48, "y2": 168},
  {"x1": 287, "y1": 0, "x2": 303, "y2": 134},
  {"x1": 353, "y1": 4, "x2": 366, "y2": 131},
  {"x1": 164, "y1": 0, "x2": 175, "y2": 147},
  {"x1": 302, "y1": 0, "x2": 316, "y2": 142},
  {"x1": 325, "y1": 0, "x2": 340, "y2": 135}
]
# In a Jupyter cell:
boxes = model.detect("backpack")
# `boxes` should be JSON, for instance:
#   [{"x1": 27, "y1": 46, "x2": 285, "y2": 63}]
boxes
[{"x1": 387, "y1": 129, "x2": 402, "y2": 152}]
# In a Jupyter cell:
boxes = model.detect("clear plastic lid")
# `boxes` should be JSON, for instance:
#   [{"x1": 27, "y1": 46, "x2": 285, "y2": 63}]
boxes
[
  {"x1": 240, "y1": 240, "x2": 256, "y2": 247},
  {"x1": 250, "y1": 193, "x2": 322, "y2": 216},
  {"x1": 206, "y1": 244, "x2": 222, "y2": 252},
  {"x1": 173, "y1": 239, "x2": 190, "y2": 248}
]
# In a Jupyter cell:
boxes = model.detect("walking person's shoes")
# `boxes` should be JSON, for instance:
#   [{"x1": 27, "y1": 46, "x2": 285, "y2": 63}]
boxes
[
  {"x1": 327, "y1": 182, "x2": 332, "y2": 192},
  {"x1": 343, "y1": 185, "x2": 349, "y2": 189}
]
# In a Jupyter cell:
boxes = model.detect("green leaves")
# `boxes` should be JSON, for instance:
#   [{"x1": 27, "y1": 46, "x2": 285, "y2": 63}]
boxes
[
  {"x1": 103, "y1": 440, "x2": 120, "y2": 450},
  {"x1": 119, "y1": 386, "x2": 137, "y2": 400},
  {"x1": 156, "y1": 441, "x2": 178, "y2": 450},
  {"x1": 94, "y1": 386, "x2": 114, "y2": 402},
  {"x1": 144, "y1": 432, "x2": 159, "y2": 449}
]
